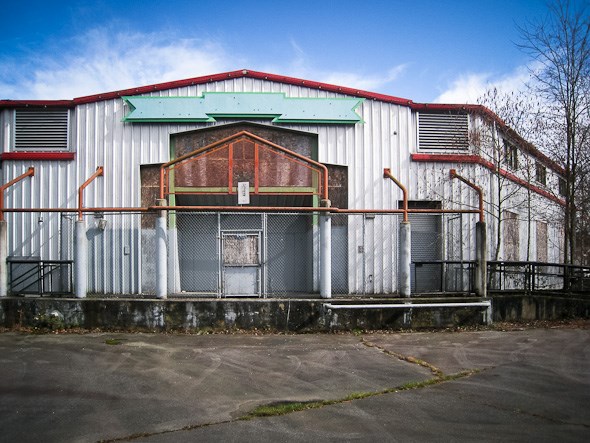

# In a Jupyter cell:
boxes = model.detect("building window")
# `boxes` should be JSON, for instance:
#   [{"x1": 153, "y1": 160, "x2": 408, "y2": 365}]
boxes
[
  {"x1": 503, "y1": 140, "x2": 518, "y2": 170},
  {"x1": 14, "y1": 108, "x2": 70, "y2": 151},
  {"x1": 503, "y1": 211, "x2": 520, "y2": 261},
  {"x1": 536, "y1": 221, "x2": 548, "y2": 262},
  {"x1": 558, "y1": 177, "x2": 567, "y2": 196},
  {"x1": 535, "y1": 162, "x2": 547, "y2": 185},
  {"x1": 418, "y1": 112, "x2": 468, "y2": 150}
]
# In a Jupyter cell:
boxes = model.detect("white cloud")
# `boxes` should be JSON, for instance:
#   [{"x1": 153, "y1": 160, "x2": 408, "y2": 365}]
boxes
[
  {"x1": 0, "y1": 28, "x2": 408, "y2": 101},
  {"x1": 434, "y1": 66, "x2": 532, "y2": 104},
  {"x1": 317, "y1": 63, "x2": 409, "y2": 92},
  {"x1": 0, "y1": 28, "x2": 237, "y2": 100}
]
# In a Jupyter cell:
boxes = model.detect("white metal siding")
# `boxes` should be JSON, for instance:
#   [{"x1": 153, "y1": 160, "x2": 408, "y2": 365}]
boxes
[{"x1": 1, "y1": 77, "x2": 566, "y2": 294}]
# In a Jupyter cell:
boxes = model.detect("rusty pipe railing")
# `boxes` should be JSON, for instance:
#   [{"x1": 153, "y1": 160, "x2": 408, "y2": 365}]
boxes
[
  {"x1": 450, "y1": 169, "x2": 484, "y2": 223},
  {"x1": 159, "y1": 131, "x2": 330, "y2": 202},
  {"x1": 78, "y1": 166, "x2": 104, "y2": 220},
  {"x1": 0, "y1": 167, "x2": 35, "y2": 222},
  {"x1": 383, "y1": 168, "x2": 408, "y2": 222}
]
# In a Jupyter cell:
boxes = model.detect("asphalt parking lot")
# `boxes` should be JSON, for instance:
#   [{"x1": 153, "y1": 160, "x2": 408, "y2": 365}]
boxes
[{"x1": 0, "y1": 324, "x2": 588, "y2": 442}]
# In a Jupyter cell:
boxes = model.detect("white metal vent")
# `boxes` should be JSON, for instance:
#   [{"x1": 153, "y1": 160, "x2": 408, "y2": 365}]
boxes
[
  {"x1": 14, "y1": 108, "x2": 69, "y2": 150},
  {"x1": 418, "y1": 112, "x2": 468, "y2": 150}
]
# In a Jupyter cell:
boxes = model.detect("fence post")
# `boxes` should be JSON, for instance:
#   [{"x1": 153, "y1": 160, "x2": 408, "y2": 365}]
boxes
[
  {"x1": 320, "y1": 200, "x2": 331, "y2": 299},
  {"x1": 74, "y1": 219, "x2": 87, "y2": 298},
  {"x1": 0, "y1": 220, "x2": 7, "y2": 297},
  {"x1": 475, "y1": 221, "x2": 487, "y2": 297},
  {"x1": 399, "y1": 221, "x2": 411, "y2": 297},
  {"x1": 156, "y1": 199, "x2": 168, "y2": 299}
]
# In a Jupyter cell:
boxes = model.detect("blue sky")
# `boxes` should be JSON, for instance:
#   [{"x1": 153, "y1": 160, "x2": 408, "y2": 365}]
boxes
[{"x1": 0, "y1": 0, "x2": 573, "y2": 103}]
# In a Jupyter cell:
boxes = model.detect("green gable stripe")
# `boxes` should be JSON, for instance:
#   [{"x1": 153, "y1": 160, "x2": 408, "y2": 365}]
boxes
[{"x1": 123, "y1": 92, "x2": 363, "y2": 124}]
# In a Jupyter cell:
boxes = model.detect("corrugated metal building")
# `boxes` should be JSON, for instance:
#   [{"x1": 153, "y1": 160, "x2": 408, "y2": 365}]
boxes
[{"x1": 0, "y1": 69, "x2": 566, "y2": 297}]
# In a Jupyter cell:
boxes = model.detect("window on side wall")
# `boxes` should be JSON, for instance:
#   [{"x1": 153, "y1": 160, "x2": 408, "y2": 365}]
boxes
[
  {"x1": 503, "y1": 211, "x2": 520, "y2": 261},
  {"x1": 13, "y1": 108, "x2": 70, "y2": 151},
  {"x1": 558, "y1": 177, "x2": 567, "y2": 196},
  {"x1": 418, "y1": 112, "x2": 468, "y2": 150},
  {"x1": 503, "y1": 140, "x2": 518, "y2": 170},
  {"x1": 535, "y1": 162, "x2": 547, "y2": 185}
]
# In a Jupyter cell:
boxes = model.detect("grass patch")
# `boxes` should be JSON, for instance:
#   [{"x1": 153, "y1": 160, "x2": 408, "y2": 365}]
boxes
[
  {"x1": 105, "y1": 338, "x2": 127, "y2": 345},
  {"x1": 242, "y1": 369, "x2": 481, "y2": 420},
  {"x1": 244, "y1": 400, "x2": 326, "y2": 418}
]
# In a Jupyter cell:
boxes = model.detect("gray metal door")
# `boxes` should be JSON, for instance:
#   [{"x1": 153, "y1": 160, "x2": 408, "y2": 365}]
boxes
[
  {"x1": 410, "y1": 214, "x2": 442, "y2": 292},
  {"x1": 222, "y1": 232, "x2": 261, "y2": 297}
]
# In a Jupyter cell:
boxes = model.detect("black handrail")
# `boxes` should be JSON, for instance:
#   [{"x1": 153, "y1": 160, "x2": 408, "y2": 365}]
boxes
[
  {"x1": 9, "y1": 259, "x2": 74, "y2": 296},
  {"x1": 487, "y1": 261, "x2": 590, "y2": 293}
]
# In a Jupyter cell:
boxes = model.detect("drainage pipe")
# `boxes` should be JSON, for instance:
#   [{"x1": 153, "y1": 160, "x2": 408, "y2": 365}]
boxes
[
  {"x1": 156, "y1": 199, "x2": 168, "y2": 299},
  {"x1": 74, "y1": 219, "x2": 87, "y2": 298},
  {"x1": 449, "y1": 169, "x2": 484, "y2": 223},
  {"x1": 78, "y1": 166, "x2": 104, "y2": 221},
  {"x1": 399, "y1": 221, "x2": 411, "y2": 297},
  {"x1": 324, "y1": 301, "x2": 491, "y2": 309},
  {"x1": 0, "y1": 167, "x2": 35, "y2": 222},
  {"x1": 0, "y1": 167, "x2": 35, "y2": 297},
  {"x1": 320, "y1": 199, "x2": 332, "y2": 298},
  {"x1": 449, "y1": 169, "x2": 487, "y2": 296},
  {"x1": 325, "y1": 301, "x2": 492, "y2": 325},
  {"x1": 0, "y1": 220, "x2": 7, "y2": 297},
  {"x1": 383, "y1": 168, "x2": 408, "y2": 222}
]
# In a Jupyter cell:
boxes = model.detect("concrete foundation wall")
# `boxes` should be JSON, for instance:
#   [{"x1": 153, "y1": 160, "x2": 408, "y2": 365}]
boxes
[
  {"x1": 1, "y1": 295, "x2": 587, "y2": 332},
  {"x1": 492, "y1": 294, "x2": 590, "y2": 322}
]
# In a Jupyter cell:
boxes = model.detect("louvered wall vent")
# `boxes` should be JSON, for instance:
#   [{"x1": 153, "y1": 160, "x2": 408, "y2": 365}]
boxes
[
  {"x1": 418, "y1": 112, "x2": 468, "y2": 150},
  {"x1": 15, "y1": 108, "x2": 69, "y2": 150}
]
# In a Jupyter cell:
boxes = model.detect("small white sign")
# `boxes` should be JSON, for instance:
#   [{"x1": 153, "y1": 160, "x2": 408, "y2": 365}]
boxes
[{"x1": 237, "y1": 182, "x2": 250, "y2": 204}]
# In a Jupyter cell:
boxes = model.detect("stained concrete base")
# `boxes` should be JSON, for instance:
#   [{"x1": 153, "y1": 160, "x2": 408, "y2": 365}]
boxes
[
  {"x1": 0, "y1": 296, "x2": 492, "y2": 331},
  {"x1": 1, "y1": 293, "x2": 588, "y2": 331}
]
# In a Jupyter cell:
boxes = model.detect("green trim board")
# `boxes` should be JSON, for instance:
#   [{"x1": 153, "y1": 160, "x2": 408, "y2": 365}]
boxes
[{"x1": 123, "y1": 93, "x2": 363, "y2": 124}]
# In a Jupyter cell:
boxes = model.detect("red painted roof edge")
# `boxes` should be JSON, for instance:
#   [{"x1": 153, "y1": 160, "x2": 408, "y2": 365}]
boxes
[
  {"x1": 411, "y1": 153, "x2": 566, "y2": 206},
  {"x1": 0, "y1": 99, "x2": 74, "y2": 107},
  {"x1": 0, "y1": 152, "x2": 75, "y2": 161},
  {"x1": 0, "y1": 68, "x2": 563, "y2": 174}
]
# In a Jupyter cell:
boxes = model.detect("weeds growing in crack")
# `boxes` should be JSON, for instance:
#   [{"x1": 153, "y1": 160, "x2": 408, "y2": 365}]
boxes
[
  {"x1": 241, "y1": 369, "x2": 481, "y2": 420},
  {"x1": 360, "y1": 337, "x2": 444, "y2": 378}
]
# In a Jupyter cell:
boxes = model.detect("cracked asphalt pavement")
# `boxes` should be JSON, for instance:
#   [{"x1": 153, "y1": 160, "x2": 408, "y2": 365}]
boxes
[{"x1": 0, "y1": 326, "x2": 588, "y2": 442}]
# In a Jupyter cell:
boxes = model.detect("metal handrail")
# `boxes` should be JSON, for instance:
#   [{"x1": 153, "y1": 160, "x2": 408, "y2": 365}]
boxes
[{"x1": 9, "y1": 259, "x2": 74, "y2": 295}]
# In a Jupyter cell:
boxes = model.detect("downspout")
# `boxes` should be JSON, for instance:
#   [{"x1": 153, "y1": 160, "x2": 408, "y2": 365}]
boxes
[
  {"x1": 383, "y1": 168, "x2": 408, "y2": 222},
  {"x1": 449, "y1": 169, "x2": 484, "y2": 223},
  {"x1": 383, "y1": 168, "x2": 411, "y2": 297},
  {"x1": 449, "y1": 169, "x2": 487, "y2": 298},
  {"x1": 0, "y1": 167, "x2": 35, "y2": 222},
  {"x1": 75, "y1": 166, "x2": 104, "y2": 298},
  {"x1": 78, "y1": 166, "x2": 104, "y2": 220},
  {"x1": 0, "y1": 167, "x2": 35, "y2": 297}
]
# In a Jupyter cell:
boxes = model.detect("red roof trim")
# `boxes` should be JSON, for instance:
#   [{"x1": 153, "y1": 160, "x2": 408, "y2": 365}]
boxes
[
  {"x1": 0, "y1": 68, "x2": 562, "y2": 174},
  {"x1": 0, "y1": 152, "x2": 75, "y2": 161},
  {"x1": 411, "y1": 153, "x2": 565, "y2": 206}
]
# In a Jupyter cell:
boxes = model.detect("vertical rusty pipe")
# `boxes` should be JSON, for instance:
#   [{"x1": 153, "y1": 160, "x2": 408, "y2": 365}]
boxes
[
  {"x1": 449, "y1": 169, "x2": 484, "y2": 223},
  {"x1": 159, "y1": 167, "x2": 166, "y2": 200},
  {"x1": 78, "y1": 166, "x2": 104, "y2": 221},
  {"x1": 383, "y1": 168, "x2": 408, "y2": 222},
  {"x1": 0, "y1": 167, "x2": 35, "y2": 222}
]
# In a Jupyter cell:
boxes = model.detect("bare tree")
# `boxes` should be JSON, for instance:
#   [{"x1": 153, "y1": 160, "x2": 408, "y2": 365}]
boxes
[
  {"x1": 476, "y1": 88, "x2": 544, "y2": 261},
  {"x1": 518, "y1": 0, "x2": 590, "y2": 264}
]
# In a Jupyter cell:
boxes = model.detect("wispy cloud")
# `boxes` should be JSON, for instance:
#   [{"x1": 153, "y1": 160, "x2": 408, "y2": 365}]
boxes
[
  {"x1": 0, "y1": 28, "x2": 408, "y2": 100},
  {"x1": 433, "y1": 66, "x2": 532, "y2": 104},
  {"x1": 319, "y1": 63, "x2": 408, "y2": 92},
  {"x1": 0, "y1": 28, "x2": 236, "y2": 100}
]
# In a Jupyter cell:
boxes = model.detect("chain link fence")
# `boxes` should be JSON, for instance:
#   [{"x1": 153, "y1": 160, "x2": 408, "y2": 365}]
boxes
[{"x1": 6, "y1": 210, "x2": 481, "y2": 297}]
